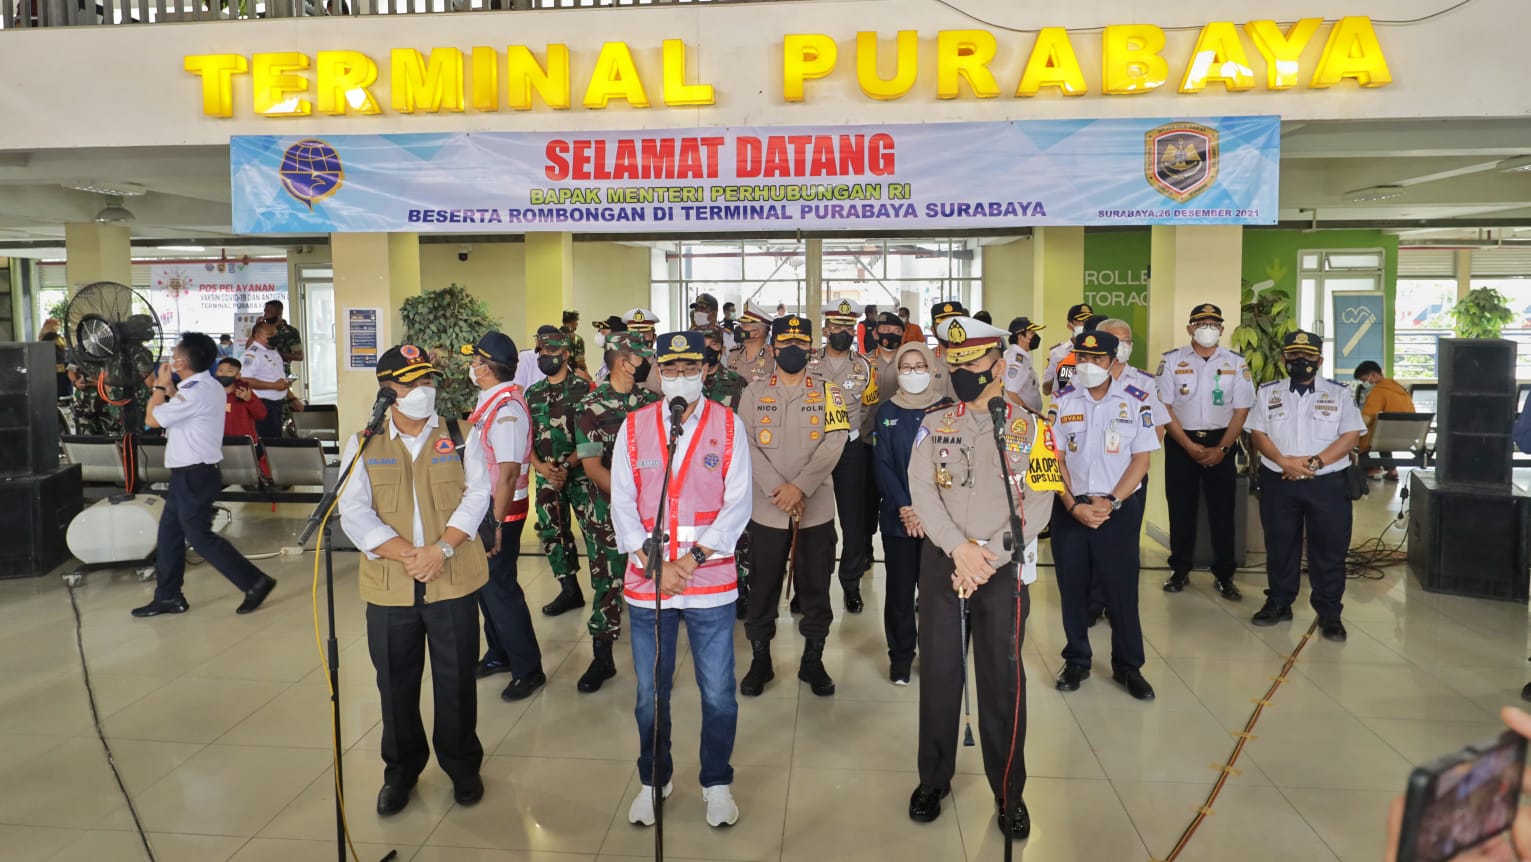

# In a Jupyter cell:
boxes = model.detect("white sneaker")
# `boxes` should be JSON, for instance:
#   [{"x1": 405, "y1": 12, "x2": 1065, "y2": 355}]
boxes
[
  {"x1": 703, "y1": 784, "x2": 739, "y2": 827},
  {"x1": 627, "y1": 782, "x2": 672, "y2": 826}
]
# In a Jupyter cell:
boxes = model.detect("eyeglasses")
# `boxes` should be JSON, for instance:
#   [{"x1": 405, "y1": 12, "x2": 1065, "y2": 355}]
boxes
[{"x1": 898, "y1": 363, "x2": 929, "y2": 373}]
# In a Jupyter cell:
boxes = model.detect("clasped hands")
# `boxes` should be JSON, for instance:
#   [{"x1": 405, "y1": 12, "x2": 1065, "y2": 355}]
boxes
[
  {"x1": 950, "y1": 541, "x2": 1000, "y2": 599},
  {"x1": 1185, "y1": 441, "x2": 1228, "y2": 468},
  {"x1": 1071, "y1": 496, "x2": 1113, "y2": 530},
  {"x1": 391, "y1": 541, "x2": 447, "y2": 583},
  {"x1": 1276, "y1": 455, "x2": 1318, "y2": 481},
  {"x1": 632, "y1": 547, "x2": 700, "y2": 597},
  {"x1": 769, "y1": 482, "x2": 805, "y2": 518}
]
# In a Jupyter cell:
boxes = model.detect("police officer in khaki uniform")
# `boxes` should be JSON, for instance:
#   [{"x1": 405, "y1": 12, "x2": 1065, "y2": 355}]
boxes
[
  {"x1": 811, "y1": 299, "x2": 875, "y2": 612},
  {"x1": 737, "y1": 314, "x2": 850, "y2": 697},
  {"x1": 728, "y1": 302, "x2": 776, "y2": 384},
  {"x1": 906, "y1": 316, "x2": 1056, "y2": 840}
]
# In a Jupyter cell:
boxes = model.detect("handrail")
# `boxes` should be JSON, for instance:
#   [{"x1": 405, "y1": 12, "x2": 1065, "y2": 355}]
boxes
[{"x1": 2, "y1": 0, "x2": 797, "y2": 29}]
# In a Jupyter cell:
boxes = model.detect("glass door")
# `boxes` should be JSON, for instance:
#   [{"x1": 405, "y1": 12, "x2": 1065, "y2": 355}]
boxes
[
  {"x1": 1297, "y1": 250, "x2": 1384, "y2": 380},
  {"x1": 300, "y1": 266, "x2": 336, "y2": 404}
]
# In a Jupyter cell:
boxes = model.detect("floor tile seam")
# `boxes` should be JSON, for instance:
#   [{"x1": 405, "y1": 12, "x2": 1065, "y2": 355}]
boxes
[{"x1": 1268, "y1": 781, "x2": 1347, "y2": 862}]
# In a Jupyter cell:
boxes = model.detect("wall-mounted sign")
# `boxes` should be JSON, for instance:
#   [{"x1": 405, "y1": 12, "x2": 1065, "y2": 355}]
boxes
[{"x1": 230, "y1": 116, "x2": 1280, "y2": 233}]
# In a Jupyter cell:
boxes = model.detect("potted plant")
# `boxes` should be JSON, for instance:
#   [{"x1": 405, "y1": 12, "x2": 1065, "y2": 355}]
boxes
[
  {"x1": 399, "y1": 283, "x2": 500, "y2": 418},
  {"x1": 1451, "y1": 286, "x2": 1515, "y2": 339},
  {"x1": 1229, "y1": 278, "x2": 1298, "y2": 553}
]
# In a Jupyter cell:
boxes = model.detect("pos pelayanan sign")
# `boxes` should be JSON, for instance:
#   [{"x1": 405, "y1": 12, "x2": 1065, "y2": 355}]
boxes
[{"x1": 229, "y1": 116, "x2": 1279, "y2": 234}]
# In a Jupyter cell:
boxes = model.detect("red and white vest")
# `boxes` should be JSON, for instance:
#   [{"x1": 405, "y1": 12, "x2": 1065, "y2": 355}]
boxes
[
  {"x1": 468, "y1": 383, "x2": 531, "y2": 522},
  {"x1": 623, "y1": 399, "x2": 737, "y2": 602}
]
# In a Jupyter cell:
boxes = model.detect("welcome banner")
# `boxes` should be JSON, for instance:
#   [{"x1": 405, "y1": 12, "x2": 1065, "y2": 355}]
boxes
[{"x1": 230, "y1": 116, "x2": 1280, "y2": 234}]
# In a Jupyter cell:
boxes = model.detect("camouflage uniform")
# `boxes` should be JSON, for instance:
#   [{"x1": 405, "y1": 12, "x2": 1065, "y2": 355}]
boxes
[
  {"x1": 561, "y1": 325, "x2": 587, "y2": 374},
  {"x1": 526, "y1": 363, "x2": 592, "y2": 589},
  {"x1": 572, "y1": 371, "x2": 659, "y2": 641},
  {"x1": 70, "y1": 386, "x2": 114, "y2": 435},
  {"x1": 269, "y1": 321, "x2": 303, "y2": 373}
]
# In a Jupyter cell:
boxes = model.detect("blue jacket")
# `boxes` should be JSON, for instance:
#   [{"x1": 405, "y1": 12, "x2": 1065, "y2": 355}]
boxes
[{"x1": 872, "y1": 397, "x2": 952, "y2": 537}]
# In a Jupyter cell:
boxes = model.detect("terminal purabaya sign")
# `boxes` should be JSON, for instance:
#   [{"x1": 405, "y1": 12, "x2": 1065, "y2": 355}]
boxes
[{"x1": 185, "y1": 17, "x2": 1391, "y2": 118}]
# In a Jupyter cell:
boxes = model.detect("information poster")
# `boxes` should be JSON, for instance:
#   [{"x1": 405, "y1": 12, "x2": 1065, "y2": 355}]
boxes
[
  {"x1": 347, "y1": 307, "x2": 381, "y2": 369},
  {"x1": 149, "y1": 261, "x2": 287, "y2": 336},
  {"x1": 1331, "y1": 291, "x2": 1386, "y2": 378}
]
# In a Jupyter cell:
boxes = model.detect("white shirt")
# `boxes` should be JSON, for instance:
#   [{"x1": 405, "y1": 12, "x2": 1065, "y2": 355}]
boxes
[
  {"x1": 1246, "y1": 378, "x2": 1367, "y2": 476},
  {"x1": 1119, "y1": 366, "x2": 1171, "y2": 427},
  {"x1": 471, "y1": 383, "x2": 530, "y2": 466},
  {"x1": 241, "y1": 341, "x2": 287, "y2": 402},
  {"x1": 152, "y1": 371, "x2": 226, "y2": 468},
  {"x1": 1155, "y1": 344, "x2": 1256, "y2": 431},
  {"x1": 1049, "y1": 376, "x2": 1162, "y2": 496},
  {"x1": 1002, "y1": 344, "x2": 1042, "y2": 413},
  {"x1": 511, "y1": 347, "x2": 546, "y2": 394},
  {"x1": 337, "y1": 415, "x2": 492, "y2": 560},
  {"x1": 610, "y1": 401, "x2": 753, "y2": 610}
]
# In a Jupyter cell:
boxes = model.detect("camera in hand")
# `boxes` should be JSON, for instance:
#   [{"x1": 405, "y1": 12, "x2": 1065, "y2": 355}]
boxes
[{"x1": 1396, "y1": 730, "x2": 1527, "y2": 861}]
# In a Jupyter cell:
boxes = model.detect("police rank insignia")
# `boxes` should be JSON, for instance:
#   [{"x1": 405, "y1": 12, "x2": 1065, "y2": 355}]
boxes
[
  {"x1": 1067, "y1": 435, "x2": 1078, "y2": 453},
  {"x1": 1145, "y1": 122, "x2": 1219, "y2": 203},
  {"x1": 758, "y1": 429, "x2": 773, "y2": 445}
]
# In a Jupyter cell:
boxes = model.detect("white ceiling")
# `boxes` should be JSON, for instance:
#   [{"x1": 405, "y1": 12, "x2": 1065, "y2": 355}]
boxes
[{"x1": 3, "y1": 118, "x2": 1531, "y2": 253}]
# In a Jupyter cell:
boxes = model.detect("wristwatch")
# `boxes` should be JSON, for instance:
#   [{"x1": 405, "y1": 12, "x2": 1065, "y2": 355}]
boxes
[
  {"x1": 688, "y1": 546, "x2": 709, "y2": 566},
  {"x1": 437, "y1": 540, "x2": 455, "y2": 559},
  {"x1": 1071, "y1": 494, "x2": 1091, "y2": 510},
  {"x1": 1105, "y1": 494, "x2": 1123, "y2": 512},
  {"x1": 1306, "y1": 455, "x2": 1323, "y2": 472},
  {"x1": 1219, "y1": 445, "x2": 1232, "y2": 454}
]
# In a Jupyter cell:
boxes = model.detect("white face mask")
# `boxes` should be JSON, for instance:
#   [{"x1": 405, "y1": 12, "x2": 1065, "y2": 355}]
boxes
[
  {"x1": 691, "y1": 310, "x2": 711, "y2": 326},
  {"x1": 1071, "y1": 325, "x2": 1084, "y2": 336},
  {"x1": 396, "y1": 385, "x2": 437, "y2": 420},
  {"x1": 1193, "y1": 326, "x2": 1221, "y2": 349},
  {"x1": 898, "y1": 370, "x2": 931, "y2": 395},
  {"x1": 1073, "y1": 362, "x2": 1111, "y2": 389},
  {"x1": 1115, "y1": 342, "x2": 1133, "y2": 363},
  {"x1": 661, "y1": 370, "x2": 705, "y2": 404}
]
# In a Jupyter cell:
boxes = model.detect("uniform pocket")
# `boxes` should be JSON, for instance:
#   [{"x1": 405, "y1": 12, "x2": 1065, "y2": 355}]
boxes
[
  {"x1": 369, "y1": 465, "x2": 403, "y2": 513},
  {"x1": 430, "y1": 479, "x2": 464, "y2": 513}
]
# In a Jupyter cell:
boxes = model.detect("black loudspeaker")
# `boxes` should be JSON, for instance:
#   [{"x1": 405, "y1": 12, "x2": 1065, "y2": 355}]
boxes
[
  {"x1": 0, "y1": 464, "x2": 83, "y2": 579},
  {"x1": 0, "y1": 342, "x2": 61, "y2": 478},
  {"x1": 1408, "y1": 471, "x2": 1531, "y2": 602},
  {"x1": 1436, "y1": 339, "x2": 1517, "y2": 488}
]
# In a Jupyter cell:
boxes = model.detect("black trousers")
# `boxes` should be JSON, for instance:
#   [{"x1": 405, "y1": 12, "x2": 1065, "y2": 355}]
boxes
[
  {"x1": 477, "y1": 517, "x2": 543, "y2": 678},
  {"x1": 154, "y1": 464, "x2": 266, "y2": 601},
  {"x1": 832, "y1": 440, "x2": 870, "y2": 584},
  {"x1": 254, "y1": 398, "x2": 284, "y2": 440},
  {"x1": 366, "y1": 586, "x2": 483, "y2": 787},
  {"x1": 745, "y1": 519, "x2": 837, "y2": 642},
  {"x1": 1165, "y1": 430, "x2": 1239, "y2": 579},
  {"x1": 1051, "y1": 492, "x2": 1147, "y2": 672},
  {"x1": 917, "y1": 542, "x2": 1027, "y2": 805},
  {"x1": 1088, "y1": 479, "x2": 1149, "y2": 615},
  {"x1": 1259, "y1": 468, "x2": 1351, "y2": 619},
  {"x1": 883, "y1": 534, "x2": 921, "y2": 663}
]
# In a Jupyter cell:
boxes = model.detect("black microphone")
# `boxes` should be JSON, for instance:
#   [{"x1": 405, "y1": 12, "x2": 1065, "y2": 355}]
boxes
[
  {"x1": 669, "y1": 396, "x2": 687, "y2": 436},
  {"x1": 987, "y1": 395, "x2": 1008, "y2": 439},
  {"x1": 363, "y1": 388, "x2": 398, "y2": 438}
]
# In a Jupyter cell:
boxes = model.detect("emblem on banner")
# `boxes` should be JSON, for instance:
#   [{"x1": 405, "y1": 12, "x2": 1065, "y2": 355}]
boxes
[
  {"x1": 1145, "y1": 123, "x2": 1218, "y2": 203},
  {"x1": 278, "y1": 139, "x2": 344, "y2": 211}
]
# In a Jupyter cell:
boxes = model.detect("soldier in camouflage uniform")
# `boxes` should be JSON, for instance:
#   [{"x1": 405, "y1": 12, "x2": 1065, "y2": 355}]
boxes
[
  {"x1": 526, "y1": 326, "x2": 593, "y2": 616},
  {"x1": 256, "y1": 299, "x2": 304, "y2": 436},
  {"x1": 68, "y1": 368, "x2": 114, "y2": 435},
  {"x1": 560, "y1": 310, "x2": 588, "y2": 378},
  {"x1": 696, "y1": 324, "x2": 753, "y2": 619},
  {"x1": 570, "y1": 332, "x2": 659, "y2": 692}
]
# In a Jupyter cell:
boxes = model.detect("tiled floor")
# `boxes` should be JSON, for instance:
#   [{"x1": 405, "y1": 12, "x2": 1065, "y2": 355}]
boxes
[{"x1": 1, "y1": 473, "x2": 1527, "y2": 862}]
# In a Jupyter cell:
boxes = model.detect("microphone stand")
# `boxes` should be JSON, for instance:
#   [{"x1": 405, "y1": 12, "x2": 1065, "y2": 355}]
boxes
[
  {"x1": 297, "y1": 396, "x2": 397, "y2": 862},
  {"x1": 638, "y1": 398, "x2": 687, "y2": 862},
  {"x1": 987, "y1": 397, "x2": 1028, "y2": 862}
]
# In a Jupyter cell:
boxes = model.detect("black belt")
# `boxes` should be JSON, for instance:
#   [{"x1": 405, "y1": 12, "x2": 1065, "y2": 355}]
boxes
[
  {"x1": 1184, "y1": 428, "x2": 1228, "y2": 440},
  {"x1": 170, "y1": 463, "x2": 217, "y2": 474}
]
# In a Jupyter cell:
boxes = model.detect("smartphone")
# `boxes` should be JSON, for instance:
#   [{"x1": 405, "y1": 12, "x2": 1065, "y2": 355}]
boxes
[{"x1": 1396, "y1": 730, "x2": 1528, "y2": 862}]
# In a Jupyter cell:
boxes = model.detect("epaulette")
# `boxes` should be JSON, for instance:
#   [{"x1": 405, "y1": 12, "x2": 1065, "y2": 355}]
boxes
[
  {"x1": 1123, "y1": 384, "x2": 1150, "y2": 402},
  {"x1": 923, "y1": 396, "x2": 956, "y2": 415},
  {"x1": 1258, "y1": 379, "x2": 1281, "y2": 390},
  {"x1": 1055, "y1": 383, "x2": 1076, "y2": 397},
  {"x1": 1161, "y1": 346, "x2": 1179, "y2": 356}
]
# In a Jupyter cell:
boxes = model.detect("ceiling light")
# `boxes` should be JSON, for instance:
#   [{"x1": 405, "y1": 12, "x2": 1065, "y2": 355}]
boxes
[
  {"x1": 156, "y1": 245, "x2": 205, "y2": 252},
  {"x1": 93, "y1": 195, "x2": 136, "y2": 224},
  {"x1": 1497, "y1": 156, "x2": 1531, "y2": 173},
  {"x1": 1343, "y1": 185, "x2": 1405, "y2": 203},
  {"x1": 68, "y1": 181, "x2": 147, "y2": 197}
]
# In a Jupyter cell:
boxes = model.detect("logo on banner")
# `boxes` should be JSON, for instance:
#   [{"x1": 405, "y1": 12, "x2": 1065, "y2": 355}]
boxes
[
  {"x1": 1145, "y1": 123, "x2": 1218, "y2": 203},
  {"x1": 278, "y1": 139, "x2": 345, "y2": 211}
]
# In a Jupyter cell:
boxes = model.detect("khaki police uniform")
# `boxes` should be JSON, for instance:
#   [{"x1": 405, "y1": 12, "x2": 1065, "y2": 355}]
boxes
[{"x1": 810, "y1": 304, "x2": 876, "y2": 592}]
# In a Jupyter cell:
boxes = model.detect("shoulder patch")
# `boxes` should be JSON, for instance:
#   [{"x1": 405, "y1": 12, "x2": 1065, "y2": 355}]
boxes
[
  {"x1": 924, "y1": 397, "x2": 956, "y2": 415},
  {"x1": 1124, "y1": 384, "x2": 1149, "y2": 402}
]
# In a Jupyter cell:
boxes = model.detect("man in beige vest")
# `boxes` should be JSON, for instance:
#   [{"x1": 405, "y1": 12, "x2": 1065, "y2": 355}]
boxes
[{"x1": 338, "y1": 344, "x2": 492, "y2": 817}]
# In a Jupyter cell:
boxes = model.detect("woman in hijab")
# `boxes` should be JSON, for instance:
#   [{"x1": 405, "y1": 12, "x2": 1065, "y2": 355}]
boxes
[{"x1": 871, "y1": 341, "x2": 949, "y2": 685}]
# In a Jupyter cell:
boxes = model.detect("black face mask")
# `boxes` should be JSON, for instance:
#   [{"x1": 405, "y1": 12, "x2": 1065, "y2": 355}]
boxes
[
  {"x1": 215, "y1": 375, "x2": 238, "y2": 388},
  {"x1": 951, "y1": 361, "x2": 998, "y2": 403},
  {"x1": 774, "y1": 345, "x2": 809, "y2": 374},
  {"x1": 827, "y1": 331, "x2": 854, "y2": 352},
  {"x1": 876, "y1": 332, "x2": 903, "y2": 351},
  {"x1": 1012, "y1": 332, "x2": 1040, "y2": 352},
  {"x1": 704, "y1": 347, "x2": 721, "y2": 368},
  {"x1": 631, "y1": 358, "x2": 652, "y2": 383},
  {"x1": 1285, "y1": 357, "x2": 1319, "y2": 382},
  {"x1": 537, "y1": 355, "x2": 565, "y2": 376}
]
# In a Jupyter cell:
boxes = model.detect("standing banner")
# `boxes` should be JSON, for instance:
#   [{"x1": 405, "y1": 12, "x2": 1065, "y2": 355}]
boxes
[
  {"x1": 231, "y1": 117, "x2": 1279, "y2": 234},
  {"x1": 1331, "y1": 291, "x2": 1387, "y2": 378},
  {"x1": 149, "y1": 261, "x2": 287, "y2": 337}
]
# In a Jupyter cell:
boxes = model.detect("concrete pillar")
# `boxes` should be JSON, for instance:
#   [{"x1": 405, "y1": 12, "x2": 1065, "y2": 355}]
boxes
[
  {"x1": 64, "y1": 222, "x2": 131, "y2": 292},
  {"x1": 980, "y1": 236, "x2": 1036, "y2": 319},
  {"x1": 524, "y1": 233, "x2": 574, "y2": 344},
  {"x1": 331, "y1": 232, "x2": 420, "y2": 437},
  {"x1": 1455, "y1": 248, "x2": 1474, "y2": 300},
  {"x1": 1144, "y1": 225, "x2": 1244, "y2": 545},
  {"x1": 805, "y1": 239, "x2": 824, "y2": 322},
  {"x1": 1031, "y1": 227, "x2": 1085, "y2": 332}
]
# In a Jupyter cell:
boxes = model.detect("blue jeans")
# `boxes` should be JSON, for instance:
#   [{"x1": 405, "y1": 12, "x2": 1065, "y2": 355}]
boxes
[{"x1": 628, "y1": 601, "x2": 737, "y2": 788}]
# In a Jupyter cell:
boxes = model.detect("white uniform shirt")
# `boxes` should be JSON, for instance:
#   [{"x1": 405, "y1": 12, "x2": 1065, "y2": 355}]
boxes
[
  {"x1": 610, "y1": 402, "x2": 753, "y2": 611},
  {"x1": 337, "y1": 415, "x2": 492, "y2": 559},
  {"x1": 1041, "y1": 340, "x2": 1074, "y2": 391},
  {"x1": 151, "y1": 371, "x2": 226, "y2": 468},
  {"x1": 1002, "y1": 343, "x2": 1043, "y2": 413},
  {"x1": 240, "y1": 341, "x2": 287, "y2": 402},
  {"x1": 471, "y1": 383, "x2": 530, "y2": 466},
  {"x1": 1155, "y1": 344, "x2": 1256, "y2": 431},
  {"x1": 1246, "y1": 378, "x2": 1367, "y2": 476},
  {"x1": 1049, "y1": 377, "x2": 1162, "y2": 496},
  {"x1": 511, "y1": 348, "x2": 546, "y2": 394},
  {"x1": 1120, "y1": 366, "x2": 1171, "y2": 427}
]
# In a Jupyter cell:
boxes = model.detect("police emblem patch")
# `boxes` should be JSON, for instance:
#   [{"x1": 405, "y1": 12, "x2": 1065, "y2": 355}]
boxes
[
  {"x1": 1145, "y1": 122, "x2": 1219, "y2": 203},
  {"x1": 670, "y1": 334, "x2": 688, "y2": 350},
  {"x1": 758, "y1": 429, "x2": 773, "y2": 445}
]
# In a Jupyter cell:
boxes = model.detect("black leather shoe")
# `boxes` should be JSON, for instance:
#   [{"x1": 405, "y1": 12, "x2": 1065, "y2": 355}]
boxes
[
  {"x1": 1087, "y1": 607, "x2": 1107, "y2": 628},
  {"x1": 235, "y1": 575, "x2": 277, "y2": 614},
  {"x1": 131, "y1": 597, "x2": 189, "y2": 618},
  {"x1": 453, "y1": 774, "x2": 484, "y2": 806},
  {"x1": 541, "y1": 583, "x2": 585, "y2": 617},
  {"x1": 1251, "y1": 602, "x2": 1293, "y2": 626},
  {"x1": 501, "y1": 670, "x2": 546, "y2": 702},
  {"x1": 376, "y1": 781, "x2": 414, "y2": 816},
  {"x1": 997, "y1": 798, "x2": 1031, "y2": 840},
  {"x1": 843, "y1": 585, "x2": 864, "y2": 614},
  {"x1": 476, "y1": 658, "x2": 511, "y2": 679},
  {"x1": 1112, "y1": 669, "x2": 1156, "y2": 701},
  {"x1": 1319, "y1": 618, "x2": 1348, "y2": 642},
  {"x1": 1162, "y1": 572, "x2": 1189, "y2": 593},
  {"x1": 1054, "y1": 663, "x2": 1090, "y2": 692},
  {"x1": 1214, "y1": 578, "x2": 1243, "y2": 602},
  {"x1": 908, "y1": 784, "x2": 949, "y2": 822}
]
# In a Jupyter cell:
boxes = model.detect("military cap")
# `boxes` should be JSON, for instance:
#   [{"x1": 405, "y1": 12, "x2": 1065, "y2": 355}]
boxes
[
  {"x1": 461, "y1": 331, "x2": 517, "y2": 366},
  {"x1": 1067, "y1": 303, "x2": 1095, "y2": 323},
  {"x1": 740, "y1": 302, "x2": 773, "y2": 326},
  {"x1": 375, "y1": 343, "x2": 441, "y2": 384},
  {"x1": 1072, "y1": 330, "x2": 1119, "y2": 358},
  {"x1": 930, "y1": 300, "x2": 968, "y2": 324},
  {"x1": 1189, "y1": 303, "x2": 1224, "y2": 323},
  {"x1": 657, "y1": 331, "x2": 706, "y2": 364},
  {"x1": 771, "y1": 314, "x2": 813, "y2": 343},
  {"x1": 536, "y1": 325, "x2": 570, "y2": 350},
  {"x1": 937, "y1": 315, "x2": 1008, "y2": 364},
  {"x1": 604, "y1": 331, "x2": 653, "y2": 357},
  {"x1": 1007, "y1": 316, "x2": 1045, "y2": 335},
  {"x1": 623, "y1": 308, "x2": 659, "y2": 332},
  {"x1": 876, "y1": 311, "x2": 905, "y2": 329},
  {"x1": 822, "y1": 298, "x2": 860, "y2": 326},
  {"x1": 689, "y1": 292, "x2": 719, "y2": 311},
  {"x1": 1283, "y1": 330, "x2": 1323, "y2": 355}
]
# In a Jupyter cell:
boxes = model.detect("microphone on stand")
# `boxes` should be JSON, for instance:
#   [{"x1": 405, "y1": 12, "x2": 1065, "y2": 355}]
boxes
[
  {"x1": 363, "y1": 388, "x2": 398, "y2": 438},
  {"x1": 986, "y1": 395, "x2": 1009, "y2": 441},
  {"x1": 669, "y1": 395, "x2": 687, "y2": 439}
]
